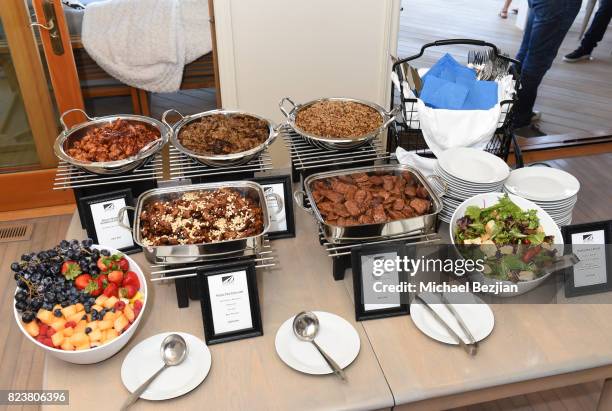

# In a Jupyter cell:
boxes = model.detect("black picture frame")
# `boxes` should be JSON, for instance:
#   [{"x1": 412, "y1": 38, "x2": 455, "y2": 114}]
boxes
[
  {"x1": 197, "y1": 261, "x2": 263, "y2": 345},
  {"x1": 562, "y1": 221, "x2": 612, "y2": 298},
  {"x1": 250, "y1": 174, "x2": 295, "y2": 240},
  {"x1": 351, "y1": 242, "x2": 411, "y2": 321},
  {"x1": 78, "y1": 189, "x2": 140, "y2": 254}
]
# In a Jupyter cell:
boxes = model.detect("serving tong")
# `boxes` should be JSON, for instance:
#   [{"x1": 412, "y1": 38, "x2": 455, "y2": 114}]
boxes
[{"x1": 467, "y1": 49, "x2": 511, "y2": 81}]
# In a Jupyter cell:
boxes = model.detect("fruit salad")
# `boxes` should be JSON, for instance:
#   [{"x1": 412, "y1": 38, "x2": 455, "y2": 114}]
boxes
[{"x1": 13, "y1": 239, "x2": 144, "y2": 350}]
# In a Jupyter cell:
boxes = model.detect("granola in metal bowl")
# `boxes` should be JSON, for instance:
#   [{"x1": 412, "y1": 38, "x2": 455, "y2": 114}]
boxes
[{"x1": 295, "y1": 101, "x2": 383, "y2": 139}]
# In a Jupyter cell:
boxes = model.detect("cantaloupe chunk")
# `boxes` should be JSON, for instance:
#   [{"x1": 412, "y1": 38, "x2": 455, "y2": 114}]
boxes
[
  {"x1": 103, "y1": 296, "x2": 118, "y2": 309},
  {"x1": 123, "y1": 305, "x2": 135, "y2": 322},
  {"x1": 61, "y1": 305, "x2": 77, "y2": 318},
  {"x1": 89, "y1": 329, "x2": 102, "y2": 342},
  {"x1": 63, "y1": 327, "x2": 74, "y2": 338},
  {"x1": 103, "y1": 311, "x2": 116, "y2": 322},
  {"x1": 75, "y1": 303, "x2": 84, "y2": 312},
  {"x1": 50, "y1": 319, "x2": 66, "y2": 332},
  {"x1": 36, "y1": 309, "x2": 53, "y2": 324},
  {"x1": 95, "y1": 295, "x2": 108, "y2": 306},
  {"x1": 113, "y1": 315, "x2": 128, "y2": 333},
  {"x1": 68, "y1": 311, "x2": 86, "y2": 324},
  {"x1": 69, "y1": 332, "x2": 89, "y2": 346},
  {"x1": 86, "y1": 321, "x2": 98, "y2": 330},
  {"x1": 75, "y1": 343, "x2": 90, "y2": 351},
  {"x1": 51, "y1": 332, "x2": 64, "y2": 347},
  {"x1": 61, "y1": 340, "x2": 75, "y2": 351},
  {"x1": 74, "y1": 320, "x2": 87, "y2": 334},
  {"x1": 24, "y1": 320, "x2": 40, "y2": 337},
  {"x1": 92, "y1": 304, "x2": 103, "y2": 312},
  {"x1": 104, "y1": 329, "x2": 119, "y2": 344},
  {"x1": 98, "y1": 320, "x2": 113, "y2": 331}
]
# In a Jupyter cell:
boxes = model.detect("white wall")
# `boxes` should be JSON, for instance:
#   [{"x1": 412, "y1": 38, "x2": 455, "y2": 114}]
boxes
[{"x1": 213, "y1": 0, "x2": 400, "y2": 125}]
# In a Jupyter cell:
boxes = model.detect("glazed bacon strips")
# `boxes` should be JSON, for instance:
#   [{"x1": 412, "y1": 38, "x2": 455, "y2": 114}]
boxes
[
  {"x1": 139, "y1": 188, "x2": 264, "y2": 246},
  {"x1": 66, "y1": 119, "x2": 159, "y2": 162},
  {"x1": 311, "y1": 171, "x2": 432, "y2": 227}
]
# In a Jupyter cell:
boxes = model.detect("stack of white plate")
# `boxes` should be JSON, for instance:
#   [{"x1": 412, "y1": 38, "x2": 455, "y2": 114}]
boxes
[
  {"x1": 429, "y1": 147, "x2": 510, "y2": 223},
  {"x1": 503, "y1": 167, "x2": 580, "y2": 226}
]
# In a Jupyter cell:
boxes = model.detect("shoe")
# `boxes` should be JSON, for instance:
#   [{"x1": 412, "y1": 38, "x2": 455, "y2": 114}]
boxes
[
  {"x1": 514, "y1": 124, "x2": 546, "y2": 138},
  {"x1": 531, "y1": 111, "x2": 541, "y2": 122},
  {"x1": 563, "y1": 49, "x2": 592, "y2": 62}
]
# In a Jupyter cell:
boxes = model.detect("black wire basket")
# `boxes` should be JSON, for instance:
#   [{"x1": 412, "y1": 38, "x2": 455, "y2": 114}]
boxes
[{"x1": 387, "y1": 39, "x2": 523, "y2": 167}]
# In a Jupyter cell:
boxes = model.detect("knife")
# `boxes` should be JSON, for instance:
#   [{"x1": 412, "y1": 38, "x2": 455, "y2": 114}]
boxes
[
  {"x1": 414, "y1": 294, "x2": 475, "y2": 355},
  {"x1": 439, "y1": 293, "x2": 478, "y2": 355}
]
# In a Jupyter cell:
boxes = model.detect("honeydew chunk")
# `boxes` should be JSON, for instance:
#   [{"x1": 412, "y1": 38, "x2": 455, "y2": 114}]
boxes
[
  {"x1": 63, "y1": 327, "x2": 74, "y2": 338},
  {"x1": 98, "y1": 320, "x2": 113, "y2": 331},
  {"x1": 69, "y1": 332, "x2": 89, "y2": 347},
  {"x1": 61, "y1": 340, "x2": 75, "y2": 351},
  {"x1": 114, "y1": 315, "x2": 129, "y2": 333},
  {"x1": 36, "y1": 309, "x2": 54, "y2": 324},
  {"x1": 50, "y1": 319, "x2": 66, "y2": 332},
  {"x1": 24, "y1": 321, "x2": 40, "y2": 337},
  {"x1": 89, "y1": 329, "x2": 102, "y2": 342},
  {"x1": 51, "y1": 332, "x2": 64, "y2": 347},
  {"x1": 61, "y1": 305, "x2": 77, "y2": 318},
  {"x1": 124, "y1": 305, "x2": 135, "y2": 322},
  {"x1": 103, "y1": 296, "x2": 118, "y2": 309},
  {"x1": 68, "y1": 311, "x2": 86, "y2": 324},
  {"x1": 95, "y1": 295, "x2": 109, "y2": 306}
]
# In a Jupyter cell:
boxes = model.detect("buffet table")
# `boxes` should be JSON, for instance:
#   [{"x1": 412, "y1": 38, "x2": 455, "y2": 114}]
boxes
[{"x1": 43, "y1": 155, "x2": 612, "y2": 410}]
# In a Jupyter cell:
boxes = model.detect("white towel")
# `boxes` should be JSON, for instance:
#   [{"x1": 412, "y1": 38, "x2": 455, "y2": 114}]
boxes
[{"x1": 82, "y1": 0, "x2": 212, "y2": 93}]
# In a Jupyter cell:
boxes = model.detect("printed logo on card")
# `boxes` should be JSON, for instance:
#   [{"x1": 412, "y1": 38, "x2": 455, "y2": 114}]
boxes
[
  {"x1": 103, "y1": 203, "x2": 116, "y2": 212},
  {"x1": 222, "y1": 275, "x2": 235, "y2": 285},
  {"x1": 582, "y1": 233, "x2": 594, "y2": 242}
]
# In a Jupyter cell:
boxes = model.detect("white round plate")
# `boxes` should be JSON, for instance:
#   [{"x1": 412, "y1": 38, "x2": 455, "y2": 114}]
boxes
[
  {"x1": 437, "y1": 148, "x2": 510, "y2": 184},
  {"x1": 411, "y1": 293, "x2": 494, "y2": 345},
  {"x1": 121, "y1": 332, "x2": 211, "y2": 401},
  {"x1": 275, "y1": 311, "x2": 360, "y2": 375},
  {"x1": 435, "y1": 168, "x2": 505, "y2": 190},
  {"x1": 504, "y1": 167, "x2": 580, "y2": 201}
]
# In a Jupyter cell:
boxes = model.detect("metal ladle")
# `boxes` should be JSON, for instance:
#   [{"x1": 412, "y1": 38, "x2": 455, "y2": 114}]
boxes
[
  {"x1": 292, "y1": 311, "x2": 347, "y2": 381},
  {"x1": 121, "y1": 333, "x2": 188, "y2": 410}
]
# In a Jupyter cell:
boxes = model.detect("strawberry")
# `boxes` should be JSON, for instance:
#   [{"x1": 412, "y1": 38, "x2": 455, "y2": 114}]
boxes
[
  {"x1": 43, "y1": 338, "x2": 53, "y2": 347},
  {"x1": 133, "y1": 300, "x2": 143, "y2": 311},
  {"x1": 114, "y1": 301, "x2": 126, "y2": 311},
  {"x1": 103, "y1": 283, "x2": 119, "y2": 298},
  {"x1": 74, "y1": 274, "x2": 92, "y2": 290},
  {"x1": 64, "y1": 321, "x2": 76, "y2": 328},
  {"x1": 97, "y1": 257, "x2": 110, "y2": 272},
  {"x1": 46, "y1": 327, "x2": 55, "y2": 337},
  {"x1": 119, "y1": 285, "x2": 137, "y2": 299},
  {"x1": 39, "y1": 323, "x2": 48, "y2": 336},
  {"x1": 61, "y1": 261, "x2": 81, "y2": 280},
  {"x1": 108, "y1": 270, "x2": 124, "y2": 285},
  {"x1": 85, "y1": 277, "x2": 104, "y2": 297},
  {"x1": 122, "y1": 271, "x2": 140, "y2": 289},
  {"x1": 117, "y1": 257, "x2": 129, "y2": 272}
]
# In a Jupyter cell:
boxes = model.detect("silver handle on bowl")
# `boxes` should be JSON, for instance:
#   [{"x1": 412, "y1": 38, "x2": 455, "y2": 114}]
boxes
[
  {"x1": 293, "y1": 190, "x2": 313, "y2": 215},
  {"x1": 381, "y1": 105, "x2": 401, "y2": 129},
  {"x1": 161, "y1": 109, "x2": 185, "y2": 129},
  {"x1": 427, "y1": 174, "x2": 447, "y2": 197},
  {"x1": 117, "y1": 206, "x2": 136, "y2": 230},
  {"x1": 265, "y1": 192, "x2": 284, "y2": 215},
  {"x1": 279, "y1": 97, "x2": 298, "y2": 119},
  {"x1": 59, "y1": 108, "x2": 94, "y2": 131}
]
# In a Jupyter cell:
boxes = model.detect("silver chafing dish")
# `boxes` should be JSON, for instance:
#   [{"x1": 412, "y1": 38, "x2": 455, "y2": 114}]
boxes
[
  {"x1": 295, "y1": 164, "x2": 443, "y2": 244},
  {"x1": 279, "y1": 97, "x2": 399, "y2": 150},
  {"x1": 53, "y1": 108, "x2": 170, "y2": 175},
  {"x1": 117, "y1": 181, "x2": 282, "y2": 264},
  {"x1": 163, "y1": 109, "x2": 279, "y2": 167}
]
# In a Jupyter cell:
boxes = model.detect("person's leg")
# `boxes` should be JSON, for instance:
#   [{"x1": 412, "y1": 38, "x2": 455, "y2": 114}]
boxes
[
  {"x1": 514, "y1": 0, "x2": 581, "y2": 127},
  {"x1": 500, "y1": 0, "x2": 513, "y2": 17},
  {"x1": 580, "y1": 0, "x2": 612, "y2": 52},
  {"x1": 515, "y1": 2, "x2": 535, "y2": 64}
]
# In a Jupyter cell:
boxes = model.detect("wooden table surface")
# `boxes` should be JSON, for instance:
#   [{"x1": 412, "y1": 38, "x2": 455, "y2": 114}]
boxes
[{"x1": 43, "y1": 154, "x2": 612, "y2": 410}]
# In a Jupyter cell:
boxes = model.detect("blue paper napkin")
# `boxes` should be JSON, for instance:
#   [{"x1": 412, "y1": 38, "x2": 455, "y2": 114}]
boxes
[{"x1": 420, "y1": 53, "x2": 498, "y2": 110}]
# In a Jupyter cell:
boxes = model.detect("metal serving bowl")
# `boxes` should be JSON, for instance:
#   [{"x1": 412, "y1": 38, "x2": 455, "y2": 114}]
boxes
[
  {"x1": 295, "y1": 164, "x2": 444, "y2": 244},
  {"x1": 279, "y1": 97, "x2": 399, "y2": 151},
  {"x1": 164, "y1": 109, "x2": 279, "y2": 168},
  {"x1": 53, "y1": 108, "x2": 170, "y2": 175},
  {"x1": 117, "y1": 181, "x2": 283, "y2": 264}
]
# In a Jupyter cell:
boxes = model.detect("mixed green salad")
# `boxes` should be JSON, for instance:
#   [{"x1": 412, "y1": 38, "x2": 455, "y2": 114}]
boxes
[{"x1": 454, "y1": 195, "x2": 557, "y2": 282}]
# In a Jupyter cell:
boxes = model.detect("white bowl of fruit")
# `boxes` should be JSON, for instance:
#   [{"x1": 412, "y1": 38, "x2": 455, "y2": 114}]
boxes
[{"x1": 12, "y1": 240, "x2": 147, "y2": 364}]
